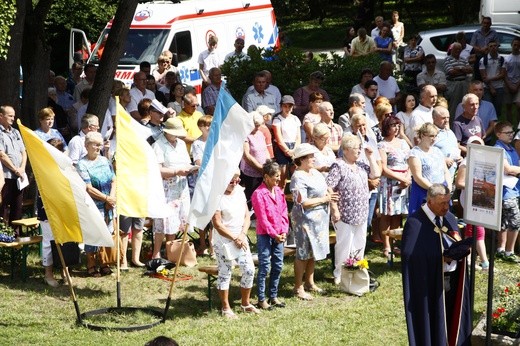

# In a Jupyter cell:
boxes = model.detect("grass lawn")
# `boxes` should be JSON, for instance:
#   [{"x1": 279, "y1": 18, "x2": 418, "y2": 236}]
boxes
[{"x1": 0, "y1": 230, "x2": 506, "y2": 346}]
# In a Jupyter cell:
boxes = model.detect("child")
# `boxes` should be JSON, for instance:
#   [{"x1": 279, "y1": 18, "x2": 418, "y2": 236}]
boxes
[{"x1": 191, "y1": 115, "x2": 213, "y2": 255}]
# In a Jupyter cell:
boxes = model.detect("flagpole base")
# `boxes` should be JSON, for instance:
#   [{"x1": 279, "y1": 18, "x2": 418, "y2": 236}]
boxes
[{"x1": 79, "y1": 307, "x2": 163, "y2": 331}]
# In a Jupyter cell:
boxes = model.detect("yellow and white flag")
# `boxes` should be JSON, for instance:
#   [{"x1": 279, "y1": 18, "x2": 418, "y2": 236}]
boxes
[
  {"x1": 115, "y1": 98, "x2": 169, "y2": 218},
  {"x1": 18, "y1": 120, "x2": 113, "y2": 246}
]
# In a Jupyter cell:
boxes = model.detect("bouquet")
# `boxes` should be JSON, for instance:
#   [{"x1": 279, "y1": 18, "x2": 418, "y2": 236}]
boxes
[{"x1": 343, "y1": 250, "x2": 369, "y2": 270}]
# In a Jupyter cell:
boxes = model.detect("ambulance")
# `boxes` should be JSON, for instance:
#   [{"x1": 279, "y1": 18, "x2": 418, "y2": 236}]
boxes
[{"x1": 70, "y1": 0, "x2": 279, "y2": 93}]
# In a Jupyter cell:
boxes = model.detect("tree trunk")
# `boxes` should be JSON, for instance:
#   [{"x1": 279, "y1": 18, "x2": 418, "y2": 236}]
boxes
[
  {"x1": 86, "y1": 0, "x2": 139, "y2": 126},
  {"x1": 20, "y1": 0, "x2": 54, "y2": 129},
  {"x1": 0, "y1": 0, "x2": 27, "y2": 114}
]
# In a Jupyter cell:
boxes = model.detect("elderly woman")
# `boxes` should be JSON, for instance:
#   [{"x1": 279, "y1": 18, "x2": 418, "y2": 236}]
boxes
[
  {"x1": 326, "y1": 134, "x2": 381, "y2": 285},
  {"x1": 407, "y1": 123, "x2": 451, "y2": 214},
  {"x1": 251, "y1": 160, "x2": 289, "y2": 309},
  {"x1": 152, "y1": 118, "x2": 194, "y2": 259},
  {"x1": 290, "y1": 143, "x2": 338, "y2": 300},
  {"x1": 240, "y1": 112, "x2": 270, "y2": 202},
  {"x1": 35, "y1": 107, "x2": 68, "y2": 151},
  {"x1": 302, "y1": 92, "x2": 324, "y2": 143},
  {"x1": 378, "y1": 116, "x2": 411, "y2": 258},
  {"x1": 212, "y1": 171, "x2": 259, "y2": 318},
  {"x1": 293, "y1": 71, "x2": 330, "y2": 120},
  {"x1": 312, "y1": 123, "x2": 336, "y2": 176},
  {"x1": 76, "y1": 132, "x2": 116, "y2": 277}
]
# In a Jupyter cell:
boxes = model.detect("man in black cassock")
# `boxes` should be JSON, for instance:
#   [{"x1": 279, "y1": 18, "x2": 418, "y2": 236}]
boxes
[{"x1": 402, "y1": 184, "x2": 472, "y2": 346}]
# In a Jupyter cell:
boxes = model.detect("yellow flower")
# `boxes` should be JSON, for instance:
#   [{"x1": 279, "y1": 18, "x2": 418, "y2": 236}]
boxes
[
  {"x1": 356, "y1": 258, "x2": 369, "y2": 269},
  {"x1": 160, "y1": 269, "x2": 169, "y2": 276}
]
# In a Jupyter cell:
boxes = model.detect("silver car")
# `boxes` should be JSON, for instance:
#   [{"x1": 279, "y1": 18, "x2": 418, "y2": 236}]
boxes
[{"x1": 418, "y1": 24, "x2": 520, "y2": 69}]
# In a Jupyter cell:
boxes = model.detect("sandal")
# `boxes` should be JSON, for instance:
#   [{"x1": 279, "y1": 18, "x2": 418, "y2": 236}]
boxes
[
  {"x1": 240, "y1": 304, "x2": 261, "y2": 314},
  {"x1": 304, "y1": 284, "x2": 324, "y2": 294},
  {"x1": 293, "y1": 288, "x2": 313, "y2": 301},
  {"x1": 257, "y1": 300, "x2": 272, "y2": 310},
  {"x1": 87, "y1": 268, "x2": 101, "y2": 278},
  {"x1": 382, "y1": 248, "x2": 391, "y2": 258},
  {"x1": 221, "y1": 309, "x2": 238, "y2": 319}
]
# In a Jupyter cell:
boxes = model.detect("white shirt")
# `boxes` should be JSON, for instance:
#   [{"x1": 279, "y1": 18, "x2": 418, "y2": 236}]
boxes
[
  {"x1": 409, "y1": 104, "x2": 434, "y2": 139},
  {"x1": 68, "y1": 131, "x2": 87, "y2": 165},
  {"x1": 128, "y1": 87, "x2": 156, "y2": 113},
  {"x1": 373, "y1": 75, "x2": 400, "y2": 100}
]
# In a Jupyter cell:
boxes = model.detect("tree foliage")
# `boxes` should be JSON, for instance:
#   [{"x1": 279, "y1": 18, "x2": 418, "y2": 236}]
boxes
[
  {"x1": 46, "y1": 0, "x2": 118, "y2": 74},
  {"x1": 221, "y1": 47, "x2": 381, "y2": 118},
  {"x1": 0, "y1": 0, "x2": 17, "y2": 59}
]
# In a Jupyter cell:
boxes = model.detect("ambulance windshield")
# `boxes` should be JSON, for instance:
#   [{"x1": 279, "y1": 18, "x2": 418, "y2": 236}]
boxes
[{"x1": 90, "y1": 28, "x2": 169, "y2": 65}]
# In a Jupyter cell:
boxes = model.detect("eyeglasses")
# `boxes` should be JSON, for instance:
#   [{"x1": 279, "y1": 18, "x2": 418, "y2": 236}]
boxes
[
  {"x1": 384, "y1": 112, "x2": 393, "y2": 117},
  {"x1": 501, "y1": 131, "x2": 515, "y2": 135}
]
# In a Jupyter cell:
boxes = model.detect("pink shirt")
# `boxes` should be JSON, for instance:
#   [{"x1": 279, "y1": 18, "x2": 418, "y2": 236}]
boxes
[{"x1": 251, "y1": 182, "x2": 289, "y2": 238}]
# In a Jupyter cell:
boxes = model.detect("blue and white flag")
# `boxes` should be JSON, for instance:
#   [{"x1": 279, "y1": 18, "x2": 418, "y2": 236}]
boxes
[{"x1": 188, "y1": 88, "x2": 254, "y2": 229}]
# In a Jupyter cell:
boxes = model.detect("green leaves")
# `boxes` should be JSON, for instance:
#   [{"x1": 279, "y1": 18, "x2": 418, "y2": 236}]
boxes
[{"x1": 0, "y1": 0, "x2": 17, "y2": 60}]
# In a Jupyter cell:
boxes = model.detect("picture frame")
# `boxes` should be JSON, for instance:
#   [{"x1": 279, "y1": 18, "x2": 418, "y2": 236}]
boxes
[{"x1": 463, "y1": 143, "x2": 504, "y2": 230}]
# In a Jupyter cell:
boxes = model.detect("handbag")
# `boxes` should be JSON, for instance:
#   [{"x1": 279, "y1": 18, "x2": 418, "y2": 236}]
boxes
[
  {"x1": 166, "y1": 239, "x2": 198, "y2": 267},
  {"x1": 50, "y1": 241, "x2": 81, "y2": 268},
  {"x1": 99, "y1": 233, "x2": 124, "y2": 265},
  {"x1": 340, "y1": 267, "x2": 370, "y2": 296},
  {"x1": 221, "y1": 240, "x2": 242, "y2": 261}
]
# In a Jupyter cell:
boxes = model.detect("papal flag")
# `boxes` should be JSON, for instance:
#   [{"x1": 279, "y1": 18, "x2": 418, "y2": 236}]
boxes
[
  {"x1": 188, "y1": 88, "x2": 254, "y2": 229},
  {"x1": 115, "y1": 98, "x2": 170, "y2": 218},
  {"x1": 17, "y1": 120, "x2": 113, "y2": 246}
]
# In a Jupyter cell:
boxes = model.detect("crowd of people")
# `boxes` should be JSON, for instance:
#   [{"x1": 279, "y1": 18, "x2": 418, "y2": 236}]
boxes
[{"x1": 1, "y1": 14, "x2": 519, "y2": 340}]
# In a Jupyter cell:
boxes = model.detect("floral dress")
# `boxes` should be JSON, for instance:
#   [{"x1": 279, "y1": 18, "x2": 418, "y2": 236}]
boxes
[
  {"x1": 326, "y1": 159, "x2": 370, "y2": 225},
  {"x1": 77, "y1": 155, "x2": 115, "y2": 252},
  {"x1": 378, "y1": 139, "x2": 410, "y2": 216},
  {"x1": 408, "y1": 146, "x2": 447, "y2": 214},
  {"x1": 290, "y1": 169, "x2": 330, "y2": 261},
  {"x1": 152, "y1": 135, "x2": 191, "y2": 234}
]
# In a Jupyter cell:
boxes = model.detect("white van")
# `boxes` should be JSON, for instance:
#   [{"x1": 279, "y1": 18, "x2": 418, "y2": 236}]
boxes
[
  {"x1": 70, "y1": 0, "x2": 279, "y2": 92},
  {"x1": 479, "y1": 0, "x2": 520, "y2": 25}
]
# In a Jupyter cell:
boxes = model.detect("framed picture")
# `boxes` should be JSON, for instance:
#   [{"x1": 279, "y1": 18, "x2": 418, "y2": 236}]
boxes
[{"x1": 463, "y1": 143, "x2": 504, "y2": 230}]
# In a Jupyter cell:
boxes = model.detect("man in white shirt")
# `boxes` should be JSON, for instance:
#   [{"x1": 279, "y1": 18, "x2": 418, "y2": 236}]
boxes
[
  {"x1": 371, "y1": 16, "x2": 384, "y2": 39},
  {"x1": 68, "y1": 114, "x2": 99, "y2": 165},
  {"x1": 409, "y1": 85, "x2": 438, "y2": 144},
  {"x1": 242, "y1": 71, "x2": 279, "y2": 113},
  {"x1": 224, "y1": 38, "x2": 249, "y2": 63},
  {"x1": 128, "y1": 71, "x2": 156, "y2": 121},
  {"x1": 504, "y1": 37, "x2": 520, "y2": 123},
  {"x1": 374, "y1": 61, "x2": 400, "y2": 107}
]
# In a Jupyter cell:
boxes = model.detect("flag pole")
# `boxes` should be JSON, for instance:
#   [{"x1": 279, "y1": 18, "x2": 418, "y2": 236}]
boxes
[
  {"x1": 161, "y1": 222, "x2": 190, "y2": 322},
  {"x1": 55, "y1": 243, "x2": 82, "y2": 323},
  {"x1": 114, "y1": 212, "x2": 122, "y2": 308}
]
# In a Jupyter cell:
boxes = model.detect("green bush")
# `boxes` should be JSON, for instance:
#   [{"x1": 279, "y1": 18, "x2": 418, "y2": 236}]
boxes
[{"x1": 221, "y1": 47, "x2": 382, "y2": 120}]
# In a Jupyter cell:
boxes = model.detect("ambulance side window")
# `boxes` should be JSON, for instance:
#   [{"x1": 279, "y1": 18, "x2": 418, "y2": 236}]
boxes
[{"x1": 170, "y1": 31, "x2": 192, "y2": 64}]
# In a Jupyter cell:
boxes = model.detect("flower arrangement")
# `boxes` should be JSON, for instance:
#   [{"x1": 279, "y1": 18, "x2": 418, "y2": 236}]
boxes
[
  {"x1": 491, "y1": 280, "x2": 520, "y2": 337},
  {"x1": 343, "y1": 256, "x2": 369, "y2": 270}
]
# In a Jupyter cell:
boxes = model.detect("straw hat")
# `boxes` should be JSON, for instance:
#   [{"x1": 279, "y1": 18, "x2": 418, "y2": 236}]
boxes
[
  {"x1": 163, "y1": 118, "x2": 187, "y2": 137},
  {"x1": 293, "y1": 143, "x2": 319, "y2": 159}
]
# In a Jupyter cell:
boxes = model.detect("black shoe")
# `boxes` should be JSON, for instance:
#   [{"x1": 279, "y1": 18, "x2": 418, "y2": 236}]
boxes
[{"x1": 268, "y1": 297, "x2": 286, "y2": 308}]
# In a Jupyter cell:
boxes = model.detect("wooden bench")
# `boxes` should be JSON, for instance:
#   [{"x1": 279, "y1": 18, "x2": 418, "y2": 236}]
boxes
[
  {"x1": 0, "y1": 235, "x2": 43, "y2": 281},
  {"x1": 11, "y1": 217, "x2": 40, "y2": 237},
  {"x1": 381, "y1": 228, "x2": 403, "y2": 267},
  {"x1": 198, "y1": 265, "x2": 219, "y2": 310}
]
